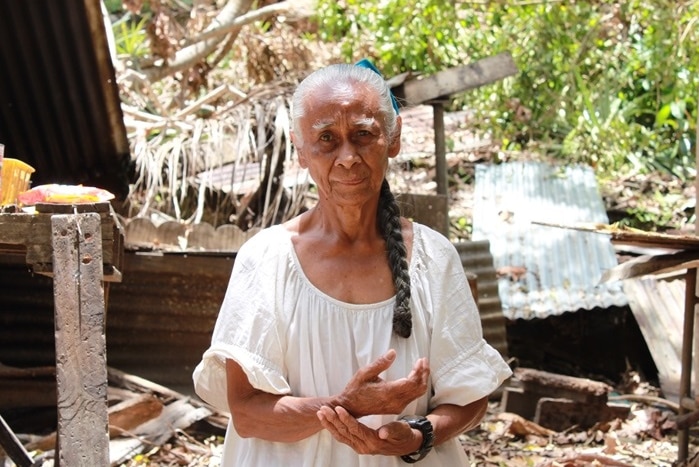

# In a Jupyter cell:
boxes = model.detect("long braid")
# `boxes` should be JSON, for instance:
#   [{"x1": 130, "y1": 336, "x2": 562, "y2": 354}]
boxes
[{"x1": 378, "y1": 179, "x2": 412, "y2": 338}]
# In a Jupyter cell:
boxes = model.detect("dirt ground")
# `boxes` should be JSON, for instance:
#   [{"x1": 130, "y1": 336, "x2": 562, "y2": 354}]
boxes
[{"x1": 118, "y1": 395, "x2": 695, "y2": 467}]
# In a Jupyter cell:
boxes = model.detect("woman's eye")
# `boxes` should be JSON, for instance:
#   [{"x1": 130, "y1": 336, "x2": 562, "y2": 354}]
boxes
[{"x1": 355, "y1": 130, "x2": 375, "y2": 142}]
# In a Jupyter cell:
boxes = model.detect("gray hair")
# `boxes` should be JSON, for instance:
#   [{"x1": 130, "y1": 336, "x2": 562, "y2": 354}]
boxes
[{"x1": 291, "y1": 64, "x2": 399, "y2": 147}]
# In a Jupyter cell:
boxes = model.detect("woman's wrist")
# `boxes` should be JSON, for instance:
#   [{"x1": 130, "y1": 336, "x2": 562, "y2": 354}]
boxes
[{"x1": 398, "y1": 415, "x2": 435, "y2": 463}]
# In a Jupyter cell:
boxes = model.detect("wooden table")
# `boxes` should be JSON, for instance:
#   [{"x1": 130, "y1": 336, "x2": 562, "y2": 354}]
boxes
[{"x1": 0, "y1": 202, "x2": 123, "y2": 466}]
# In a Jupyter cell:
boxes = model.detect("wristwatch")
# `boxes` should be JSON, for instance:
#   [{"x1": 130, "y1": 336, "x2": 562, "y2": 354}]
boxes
[{"x1": 398, "y1": 415, "x2": 434, "y2": 463}]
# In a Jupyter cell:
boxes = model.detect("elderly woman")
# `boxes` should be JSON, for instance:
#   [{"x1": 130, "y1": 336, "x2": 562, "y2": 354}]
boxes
[{"x1": 193, "y1": 63, "x2": 512, "y2": 466}]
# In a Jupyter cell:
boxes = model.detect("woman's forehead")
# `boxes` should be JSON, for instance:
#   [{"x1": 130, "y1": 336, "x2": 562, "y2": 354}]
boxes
[{"x1": 305, "y1": 83, "x2": 381, "y2": 121}]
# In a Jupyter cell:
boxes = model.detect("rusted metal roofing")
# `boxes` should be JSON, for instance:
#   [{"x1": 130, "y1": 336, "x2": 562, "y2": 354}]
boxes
[
  {"x1": 455, "y1": 239, "x2": 509, "y2": 359},
  {"x1": 0, "y1": 1, "x2": 130, "y2": 199},
  {"x1": 0, "y1": 251, "x2": 233, "y2": 395},
  {"x1": 472, "y1": 161, "x2": 628, "y2": 320},
  {"x1": 623, "y1": 275, "x2": 684, "y2": 402}
]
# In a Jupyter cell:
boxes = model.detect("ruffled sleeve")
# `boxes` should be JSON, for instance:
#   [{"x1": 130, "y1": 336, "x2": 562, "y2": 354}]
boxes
[
  {"x1": 411, "y1": 224, "x2": 512, "y2": 408},
  {"x1": 192, "y1": 226, "x2": 292, "y2": 413}
]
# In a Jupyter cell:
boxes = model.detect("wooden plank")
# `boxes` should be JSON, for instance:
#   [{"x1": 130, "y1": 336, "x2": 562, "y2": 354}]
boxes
[
  {"x1": 107, "y1": 366, "x2": 216, "y2": 410},
  {"x1": 188, "y1": 222, "x2": 216, "y2": 250},
  {"x1": 396, "y1": 52, "x2": 518, "y2": 106},
  {"x1": 124, "y1": 217, "x2": 159, "y2": 248},
  {"x1": 0, "y1": 415, "x2": 34, "y2": 467},
  {"x1": 36, "y1": 201, "x2": 112, "y2": 214},
  {"x1": 515, "y1": 367, "x2": 612, "y2": 401},
  {"x1": 0, "y1": 213, "x2": 34, "y2": 244},
  {"x1": 108, "y1": 399, "x2": 213, "y2": 465},
  {"x1": 52, "y1": 213, "x2": 110, "y2": 466},
  {"x1": 108, "y1": 394, "x2": 164, "y2": 438},
  {"x1": 1, "y1": 209, "x2": 118, "y2": 269},
  {"x1": 26, "y1": 238, "x2": 116, "y2": 265},
  {"x1": 214, "y1": 224, "x2": 253, "y2": 251},
  {"x1": 599, "y1": 249, "x2": 699, "y2": 283},
  {"x1": 25, "y1": 394, "x2": 165, "y2": 453}
]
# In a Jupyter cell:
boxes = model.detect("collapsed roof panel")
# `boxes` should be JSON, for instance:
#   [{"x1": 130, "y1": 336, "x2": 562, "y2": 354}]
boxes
[{"x1": 472, "y1": 161, "x2": 628, "y2": 320}]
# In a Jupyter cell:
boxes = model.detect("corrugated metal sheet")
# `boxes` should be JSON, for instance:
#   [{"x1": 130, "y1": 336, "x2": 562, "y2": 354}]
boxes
[
  {"x1": 623, "y1": 275, "x2": 684, "y2": 401},
  {"x1": 472, "y1": 161, "x2": 628, "y2": 320},
  {"x1": 0, "y1": 0, "x2": 130, "y2": 199},
  {"x1": 455, "y1": 239, "x2": 509, "y2": 359},
  {"x1": 0, "y1": 251, "x2": 234, "y2": 395}
]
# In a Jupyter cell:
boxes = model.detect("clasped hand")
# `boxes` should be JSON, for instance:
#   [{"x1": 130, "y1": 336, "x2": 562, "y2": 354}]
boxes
[{"x1": 317, "y1": 349, "x2": 430, "y2": 456}]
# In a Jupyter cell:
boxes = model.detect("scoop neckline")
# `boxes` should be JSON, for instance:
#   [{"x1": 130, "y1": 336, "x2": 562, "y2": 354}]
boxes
[{"x1": 283, "y1": 223, "x2": 420, "y2": 309}]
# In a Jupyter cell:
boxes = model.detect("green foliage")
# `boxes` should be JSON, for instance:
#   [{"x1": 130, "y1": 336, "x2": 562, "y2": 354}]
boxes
[
  {"x1": 104, "y1": 0, "x2": 125, "y2": 14},
  {"x1": 620, "y1": 189, "x2": 686, "y2": 231},
  {"x1": 113, "y1": 14, "x2": 150, "y2": 59},
  {"x1": 313, "y1": 0, "x2": 699, "y2": 230},
  {"x1": 463, "y1": 1, "x2": 697, "y2": 177},
  {"x1": 314, "y1": 0, "x2": 469, "y2": 76}
]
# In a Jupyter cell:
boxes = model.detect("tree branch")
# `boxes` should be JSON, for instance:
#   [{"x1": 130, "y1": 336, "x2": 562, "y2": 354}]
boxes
[{"x1": 138, "y1": 0, "x2": 313, "y2": 83}]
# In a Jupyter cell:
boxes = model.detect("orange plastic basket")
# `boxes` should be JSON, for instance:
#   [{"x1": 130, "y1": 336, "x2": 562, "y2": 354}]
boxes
[{"x1": 1, "y1": 158, "x2": 36, "y2": 206}]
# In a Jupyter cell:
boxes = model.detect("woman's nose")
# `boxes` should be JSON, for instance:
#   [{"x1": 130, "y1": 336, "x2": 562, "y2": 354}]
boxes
[{"x1": 335, "y1": 143, "x2": 360, "y2": 168}]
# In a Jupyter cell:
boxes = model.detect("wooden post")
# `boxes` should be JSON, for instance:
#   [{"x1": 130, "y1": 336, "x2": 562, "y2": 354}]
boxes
[
  {"x1": 52, "y1": 213, "x2": 109, "y2": 466},
  {"x1": 430, "y1": 99, "x2": 450, "y2": 236},
  {"x1": 686, "y1": 92, "x2": 699, "y2": 465},
  {"x1": 430, "y1": 100, "x2": 448, "y2": 197},
  {"x1": 678, "y1": 267, "x2": 697, "y2": 463}
]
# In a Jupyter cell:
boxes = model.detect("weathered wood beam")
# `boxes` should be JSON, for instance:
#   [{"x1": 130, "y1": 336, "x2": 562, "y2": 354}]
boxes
[
  {"x1": 0, "y1": 202, "x2": 123, "y2": 280},
  {"x1": 393, "y1": 52, "x2": 518, "y2": 107},
  {"x1": 515, "y1": 367, "x2": 611, "y2": 401},
  {"x1": 599, "y1": 249, "x2": 699, "y2": 283},
  {"x1": 52, "y1": 213, "x2": 110, "y2": 466}
]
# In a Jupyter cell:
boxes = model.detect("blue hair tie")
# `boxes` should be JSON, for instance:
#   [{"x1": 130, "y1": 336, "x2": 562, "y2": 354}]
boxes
[{"x1": 355, "y1": 58, "x2": 400, "y2": 114}]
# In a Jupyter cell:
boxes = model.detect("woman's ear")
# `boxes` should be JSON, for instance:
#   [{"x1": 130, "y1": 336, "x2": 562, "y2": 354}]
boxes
[
  {"x1": 388, "y1": 115, "x2": 402, "y2": 159},
  {"x1": 291, "y1": 132, "x2": 308, "y2": 168}
]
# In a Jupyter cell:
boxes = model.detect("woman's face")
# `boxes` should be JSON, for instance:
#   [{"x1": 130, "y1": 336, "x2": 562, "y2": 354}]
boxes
[{"x1": 292, "y1": 81, "x2": 401, "y2": 208}]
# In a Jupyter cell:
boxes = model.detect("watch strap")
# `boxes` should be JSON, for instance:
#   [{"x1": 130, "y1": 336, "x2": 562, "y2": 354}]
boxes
[{"x1": 398, "y1": 415, "x2": 434, "y2": 463}]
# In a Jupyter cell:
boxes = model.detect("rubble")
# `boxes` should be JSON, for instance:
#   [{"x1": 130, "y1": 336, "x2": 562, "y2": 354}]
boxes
[
  {"x1": 0, "y1": 365, "x2": 696, "y2": 467},
  {"x1": 0, "y1": 366, "x2": 226, "y2": 467},
  {"x1": 502, "y1": 367, "x2": 631, "y2": 432}
]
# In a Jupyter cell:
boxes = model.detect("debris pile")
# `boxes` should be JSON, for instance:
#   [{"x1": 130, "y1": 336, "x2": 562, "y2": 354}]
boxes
[
  {"x1": 1, "y1": 364, "x2": 695, "y2": 467},
  {"x1": 0, "y1": 366, "x2": 227, "y2": 467}
]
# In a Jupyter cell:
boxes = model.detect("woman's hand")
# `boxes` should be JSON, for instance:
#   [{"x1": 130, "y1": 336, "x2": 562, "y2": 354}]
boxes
[
  {"x1": 317, "y1": 406, "x2": 421, "y2": 456},
  {"x1": 335, "y1": 349, "x2": 430, "y2": 418}
]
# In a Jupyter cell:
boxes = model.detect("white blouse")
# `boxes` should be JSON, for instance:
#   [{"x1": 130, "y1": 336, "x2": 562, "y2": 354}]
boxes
[{"x1": 193, "y1": 222, "x2": 512, "y2": 466}]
